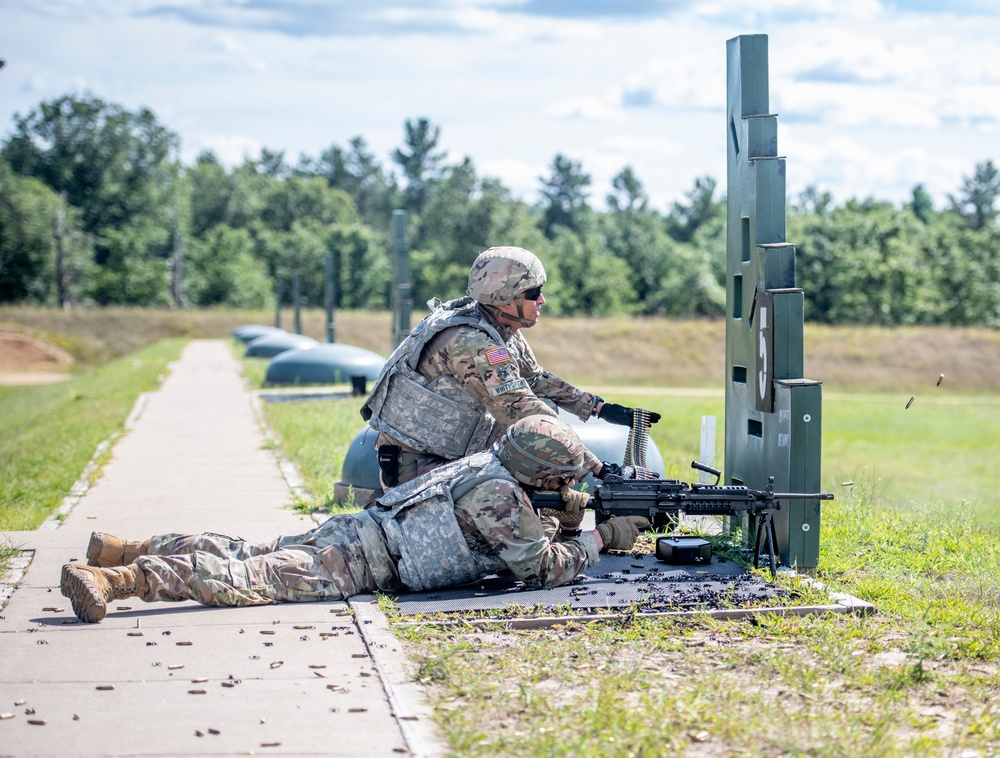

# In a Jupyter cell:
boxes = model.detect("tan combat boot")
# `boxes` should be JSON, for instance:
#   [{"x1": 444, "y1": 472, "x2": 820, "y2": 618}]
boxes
[
  {"x1": 86, "y1": 532, "x2": 150, "y2": 567},
  {"x1": 60, "y1": 563, "x2": 150, "y2": 623}
]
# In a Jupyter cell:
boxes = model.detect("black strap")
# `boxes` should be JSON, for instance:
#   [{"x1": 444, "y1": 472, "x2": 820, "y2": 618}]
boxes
[{"x1": 377, "y1": 445, "x2": 400, "y2": 487}]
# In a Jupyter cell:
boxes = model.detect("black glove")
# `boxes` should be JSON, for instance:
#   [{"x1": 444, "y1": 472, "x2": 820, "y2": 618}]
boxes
[
  {"x1": 597, "y1": 403, "x2": 661, "y2": 427},
  {"x1": 597, "y1": 461, "x2": 632, "y2": 481},
  {"x1": 598, "y1": 462, "x2": 662, "y2": 481}
]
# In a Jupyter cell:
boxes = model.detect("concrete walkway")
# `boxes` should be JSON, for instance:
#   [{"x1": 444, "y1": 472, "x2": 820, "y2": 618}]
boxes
[{"x1": 0, "y1": 340, "x2": 444, "y2": 757}]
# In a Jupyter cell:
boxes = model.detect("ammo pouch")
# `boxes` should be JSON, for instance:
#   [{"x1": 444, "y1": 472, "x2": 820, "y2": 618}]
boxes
[
  {"x1": 368, "y1": 453, "x2": 512, "y2": 591},
  {"x1": 376, "y1": 373, "x2": 489, "y2": 459},
  {"x1": 376, "y1": 484, "x2": 485, "y2": 591}
]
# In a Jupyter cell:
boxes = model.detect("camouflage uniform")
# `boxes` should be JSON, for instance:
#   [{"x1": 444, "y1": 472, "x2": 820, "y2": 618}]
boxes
[
  {"x1": 132, "y1": 452, "x2": 600, "y2": 608},
  {"x1": 361, "y1": 295, "x2": 601, "y2": 484}
]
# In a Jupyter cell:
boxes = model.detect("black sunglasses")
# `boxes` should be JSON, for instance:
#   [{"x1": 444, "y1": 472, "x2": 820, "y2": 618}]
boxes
[{"x1": 521, "y1": 285, "x2": 543, "y2": 300}]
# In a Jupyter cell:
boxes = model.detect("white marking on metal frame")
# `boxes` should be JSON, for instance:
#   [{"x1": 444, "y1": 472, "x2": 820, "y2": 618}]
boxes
[{"x1": 699, "y1": 416, "x2": 716, "y2": 483}]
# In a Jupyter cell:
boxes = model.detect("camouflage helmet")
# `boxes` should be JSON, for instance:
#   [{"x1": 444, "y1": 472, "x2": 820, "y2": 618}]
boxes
[
  {"x1": 495, "y1": 415, "x2": 585, "y2": 490},
  {"x1": 467, "y1": 246, "x2": 546, "y2": 306}
]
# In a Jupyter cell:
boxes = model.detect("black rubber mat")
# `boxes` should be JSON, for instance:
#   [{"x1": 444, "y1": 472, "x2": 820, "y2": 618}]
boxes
[{"x1": 393, "y1": 553, "x2": 789, "y2": 616}]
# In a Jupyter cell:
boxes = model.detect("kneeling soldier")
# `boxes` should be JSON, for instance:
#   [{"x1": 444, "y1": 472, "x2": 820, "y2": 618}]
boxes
[
  {"x1": 361, "y1": 245, "x2": 660, "y2": 489},
  {"x1": 61, "y1": 415, "x2": 649, "y2": 623}
]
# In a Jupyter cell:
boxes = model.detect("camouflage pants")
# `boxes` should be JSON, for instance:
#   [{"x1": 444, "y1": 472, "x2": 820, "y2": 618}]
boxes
[{"x1": 134, "y1": 512, "x2": 401, "y2": 607}]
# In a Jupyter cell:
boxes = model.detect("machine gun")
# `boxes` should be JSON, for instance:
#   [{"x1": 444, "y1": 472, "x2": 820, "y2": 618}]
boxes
[{"x1": 530, "y1": 462, "x2": 834, "y2": 575}]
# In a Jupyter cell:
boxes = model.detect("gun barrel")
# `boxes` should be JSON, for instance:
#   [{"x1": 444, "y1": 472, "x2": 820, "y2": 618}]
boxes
[{"x1": 772, "y1": 492, "x2": 835, "y2": 500}]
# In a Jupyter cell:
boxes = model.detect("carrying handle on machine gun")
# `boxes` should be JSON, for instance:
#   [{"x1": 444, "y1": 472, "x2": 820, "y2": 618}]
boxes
[{"x1": 691, "y1": 460, "x2": 722, "y2": 484}]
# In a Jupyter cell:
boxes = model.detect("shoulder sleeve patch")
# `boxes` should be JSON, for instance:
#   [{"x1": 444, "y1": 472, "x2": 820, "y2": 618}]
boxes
[
  {"x1": 486, "y1": 346, "x2": 511, "y2": 365},
  {"x1": 492, "y1": 378, "x2": 529, "y2": 396}
]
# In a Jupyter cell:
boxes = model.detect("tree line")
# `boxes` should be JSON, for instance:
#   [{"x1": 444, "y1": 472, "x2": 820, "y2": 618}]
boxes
[{"x1": 1, "y1": 93, "x2": 999, "y2": 326}]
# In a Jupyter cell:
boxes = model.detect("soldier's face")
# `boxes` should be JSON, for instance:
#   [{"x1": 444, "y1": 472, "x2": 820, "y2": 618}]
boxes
[
  {"x1": 524, "y1": 290, "x2": 545, "y2": 316},
  {"x1": 497, "y1": 290, "x2": 544, "y2": 328}
]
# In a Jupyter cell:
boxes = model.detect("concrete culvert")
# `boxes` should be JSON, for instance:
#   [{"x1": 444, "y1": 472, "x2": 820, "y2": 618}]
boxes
[
  {"x1": 264, "y1": 344, "x2": 386, "y2": 387},
  {"x1": 231, "y1": 324, "x2": 287, "y2": 343},
  {"x1": 558, "y1": 408, "x2": 666, "y2": 491},
  {"x1": 244, "y1": 332, "x2": 318, "y2": 358},
  {"x1": 335, "y1": 424, "x2": 382, "y2": 505}
]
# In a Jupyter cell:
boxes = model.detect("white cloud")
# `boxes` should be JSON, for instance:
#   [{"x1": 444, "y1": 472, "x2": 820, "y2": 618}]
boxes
[
  {"x1": 478, "y1": 157, "x2": 547, "y2": 200},
  {"x1": 620, "y1": 53, "x2": 724, "y2": 111},
  {"x1": 2, "y1": 0, "x2": 1000, "y2": 210},
  {"x1": 546, "y1": 95, "x2": 625, "y2": 122},
  {"x1": 708, "y1": 0, "x2": 880, "y2": 16},
  {"x1": 771, "y1": 15, "x2": 1000, "y2": 134},
  {"x1": 782, "y1": 132, "x2": 972, "y2": 205},
  {"x1": 599, "y1": 134, "x2": 682, "y2": 158}
]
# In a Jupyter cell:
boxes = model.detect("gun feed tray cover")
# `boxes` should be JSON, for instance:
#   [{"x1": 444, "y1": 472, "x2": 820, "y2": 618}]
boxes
[{"x1": 393, "y1": 553, "x2": 789, "y2": 616}]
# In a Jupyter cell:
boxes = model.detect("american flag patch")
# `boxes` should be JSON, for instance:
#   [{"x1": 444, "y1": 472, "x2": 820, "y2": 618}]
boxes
[{"x1": 486, "y1": 347, "x2": 510, "y2": 365}]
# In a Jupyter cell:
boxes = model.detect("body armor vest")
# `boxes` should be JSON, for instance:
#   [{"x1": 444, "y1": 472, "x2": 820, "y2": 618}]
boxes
[
  {"x1": 366, "y1": 452, "x2": 513, "y2": 591},
  {"x1": 360, "y1": 297, "x2": 509, "y2": 458}
]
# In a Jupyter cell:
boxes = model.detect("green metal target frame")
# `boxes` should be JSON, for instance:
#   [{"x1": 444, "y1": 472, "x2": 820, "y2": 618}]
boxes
[{"x1": 725, "y1": 34, "x2": 824, "y2": 569}]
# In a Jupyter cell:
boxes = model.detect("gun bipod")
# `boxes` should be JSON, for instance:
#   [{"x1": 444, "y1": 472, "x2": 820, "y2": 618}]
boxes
[{"x1": 753, "y1": 510, "x2": 779, "y2": 577}]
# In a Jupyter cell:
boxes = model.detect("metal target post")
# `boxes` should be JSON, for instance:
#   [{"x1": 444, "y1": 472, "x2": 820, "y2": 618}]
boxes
[
  {"x1": 391, "y1": 210, "x2": 412, "y2": 350},
  {"x1": 325, "y1": 250, "x2": 336, "y2": 343}
]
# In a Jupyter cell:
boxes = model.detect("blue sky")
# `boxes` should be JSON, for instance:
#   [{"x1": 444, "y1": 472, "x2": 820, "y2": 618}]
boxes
[{"x1": 2, "y1": 0, "x2": 999, "y2": 211}]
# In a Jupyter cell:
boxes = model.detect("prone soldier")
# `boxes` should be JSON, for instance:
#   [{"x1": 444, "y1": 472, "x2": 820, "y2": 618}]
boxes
[{"x1": 60, "y1": 416, "x2": 650, "y2": 623}]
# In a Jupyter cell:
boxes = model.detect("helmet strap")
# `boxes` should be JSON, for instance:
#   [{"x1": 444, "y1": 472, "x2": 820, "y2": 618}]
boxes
[
  {"x1": 502, "y1": 296, "x2": 539, "y2": 328},
  {"x1": 482, "y1": 302, "x2": 537, "y2": 329}
]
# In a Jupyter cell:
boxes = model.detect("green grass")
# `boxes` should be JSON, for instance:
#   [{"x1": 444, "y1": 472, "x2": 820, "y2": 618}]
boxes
[
  {"x1": 822, "y1": 393, "x2": 1000, "y2": 524},
  {"x1": 0, "y1": 339, "x2": 184, "y2": 532},
  {"x1": 2, "y1": 312, "x2": 998, "y2": 754},
  {"x1": 240, "y1": 349, "x2": 368, "y2": 514},
  {"x1": 259, "y1": 396, "x2": 369, "y2": 514},
  {"x1": 249, "y1": 383, "x2": 1000, "y2": 528},
  {"x1": 252, "y1": 384, "x2": 1000, "y2": 756},
  {"x1": 389, "y1": 487, "x2": 1000, "y2": 757},
  {"x1": 612, "y1": 390, "x2": 1000, "y2": 526},
  {"x1": 0, "y1": 542, "x2": 18, "y2": 575}
]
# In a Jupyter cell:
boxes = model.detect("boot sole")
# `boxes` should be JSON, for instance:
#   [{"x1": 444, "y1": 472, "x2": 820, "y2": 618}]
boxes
[{"x1": 60, "y1": 564, "x2": 108, "y2": 623}]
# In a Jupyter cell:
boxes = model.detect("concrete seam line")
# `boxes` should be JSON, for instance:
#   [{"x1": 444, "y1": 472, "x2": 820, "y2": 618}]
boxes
[
  {"x1": 0, "y1": 550, "x2": 33, "y2": 612},
  {"x1": 247, "y1": 391, "x2": 310, "y2": 512},
  {"x1": 789, "y1": 571, "x2": 876, "y2": 613},
  {"x1": 351, "y1": 596, "x2": 448, "y2": 758},
  {"x1": 39, "y1": 391, "x2": 150, "y2": 531}
]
